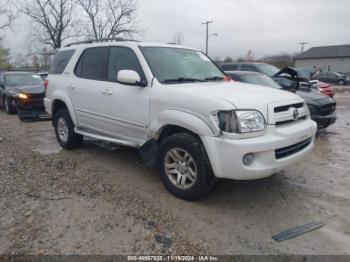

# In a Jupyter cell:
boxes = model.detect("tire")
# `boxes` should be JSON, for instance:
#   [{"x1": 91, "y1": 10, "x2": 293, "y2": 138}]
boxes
[
  {"x1": 4, "y1": 96, "x2": 16, "y2": 114},
  {"x1": 157, "y1": 133, "x2": 216, "y2": 201},
  {"x1": 338, "y1": 79, "x2": 345, "y2": 86},
  {"x1": 53, "y1": 108, "x2": 83, "y2": 149}
]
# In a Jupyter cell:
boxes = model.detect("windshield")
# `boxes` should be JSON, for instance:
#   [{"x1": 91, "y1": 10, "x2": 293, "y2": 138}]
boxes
[
  {"x1": 240, "y1": 74, "x2": 282, "y2": 89},
  {"x1": 255, "y1": 64, "x2": 279, "y2": 77},
  {"x1": 5, "y1": 74, "x2": 43, "y2": 86},
  {"x1": 140, "y1": 47, "x2": 225, "y2": 84}
]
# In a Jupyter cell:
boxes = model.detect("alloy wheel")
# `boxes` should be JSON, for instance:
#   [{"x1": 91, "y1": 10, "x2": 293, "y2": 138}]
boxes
[
  {"x1": 57, "y1": 117, "x2": 69, "y2": 143},
  {"x1": 164, "y1": 148, "x2": 198, "y2": 190}
]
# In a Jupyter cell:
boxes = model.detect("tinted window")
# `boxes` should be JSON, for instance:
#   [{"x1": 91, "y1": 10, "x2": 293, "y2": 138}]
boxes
[
  {"x1": 76, "y1": 47, "x2": 109, "y2": 80},
  {"x1": 108, "y1": 47, "x2": 144, "y2": 81},
  {"x1": 49, "y1": 50, "x2": 75, "y2": 74},
  {"x1": 221, "y1": 64, "x2": 238, "y2": 71},
  {"x1": 241, "y1": 65, "x2": 258, "y2": 72}
]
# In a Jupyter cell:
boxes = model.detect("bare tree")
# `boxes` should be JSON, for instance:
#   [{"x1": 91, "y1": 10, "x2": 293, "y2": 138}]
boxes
[
  {"x1": 77, "y1": 0, "x2": 137, "y2": 39},
  {"x1": 20, "y1": 0, "x2": 75, "y2": 49},
  {"x1": 0, "y1": 0, "x2": 15, "y2": 30}
]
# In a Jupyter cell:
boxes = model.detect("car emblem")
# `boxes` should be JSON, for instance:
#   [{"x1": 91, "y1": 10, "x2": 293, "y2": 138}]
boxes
[{"x1": 292, "y1": 108, "x2": 299, "y2": 120}]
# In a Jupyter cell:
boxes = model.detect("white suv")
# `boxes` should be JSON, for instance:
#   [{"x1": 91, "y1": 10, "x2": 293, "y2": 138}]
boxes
[{"x1": 45, "y1": 39, "x2": 317, "y2": 200}]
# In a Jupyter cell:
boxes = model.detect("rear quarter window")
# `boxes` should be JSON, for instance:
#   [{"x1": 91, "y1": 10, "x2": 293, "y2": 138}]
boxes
[{"x1": 49, "y1": 50, "x2": 75, "y2": 74}]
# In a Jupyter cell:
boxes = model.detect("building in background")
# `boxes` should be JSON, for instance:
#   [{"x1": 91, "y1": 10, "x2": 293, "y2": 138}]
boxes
[{"x1": 294, "y1": 44, "x2": 350, "y2": 73}]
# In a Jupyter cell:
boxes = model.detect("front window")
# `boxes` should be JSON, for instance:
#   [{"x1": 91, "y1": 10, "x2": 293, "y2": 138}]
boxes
[
  {"x1": 4, "y1": 74, "x2": 43, "y2": 86},
  {"x1": 255, "y1": 64, "x2": 279, "y2": 77},
  {"x1": 240, "y1": 74, "x2": 282, "y2": 89},
  {"x1": 140, "y1": 47, "x2": 225, "y2": 84}
]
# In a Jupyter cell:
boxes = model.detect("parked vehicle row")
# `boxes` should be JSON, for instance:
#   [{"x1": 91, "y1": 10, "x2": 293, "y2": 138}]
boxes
[
  {"x1": 0, "y1": 72, "x2": 49, "y2": 121},
  {"x1": 221, "y1": 62, "x2": 337, "y2": 129},
  {"x1": 2, "y1": 39, "x2": 343, "y2": 200}
]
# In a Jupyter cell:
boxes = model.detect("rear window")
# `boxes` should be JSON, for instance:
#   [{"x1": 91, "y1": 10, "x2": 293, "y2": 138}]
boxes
[
  {"x1": 221, "y1": 64, "x2": 238, "y2": 71},
  {"x1": 49, "y1": 49, "x2": 75, "y2": 74}
]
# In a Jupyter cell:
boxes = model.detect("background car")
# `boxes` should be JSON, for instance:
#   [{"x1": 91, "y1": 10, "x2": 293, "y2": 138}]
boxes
[
  {"x1": 225, "y1": 71, "x2": 337, "y2": 129},
  {"x1": 312, "y1": 71, "x2": 349, "y2": 85},
  {"x1": 318, "y1": 81, "x2": 334, "y2": 98},
  {"x1": 0, "y1": 72, "x2": 48, "y2": 120}
]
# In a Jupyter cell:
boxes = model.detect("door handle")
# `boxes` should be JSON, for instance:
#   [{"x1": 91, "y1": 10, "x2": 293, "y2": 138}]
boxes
[
  {"x1": 102, "y1": 89, "x2": 113, "y2": 96},
  {"x1": 68, "y1": 85, "x2": 76, "y2": 90}
]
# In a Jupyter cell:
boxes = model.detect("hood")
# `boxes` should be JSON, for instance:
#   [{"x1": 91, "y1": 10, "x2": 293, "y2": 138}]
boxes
[
  {"x1": 176, "y1": 82, "x2": 302, "y2": 108},
  {"x1": 296, "y1": 90, "x2": 334, "y2": 105},
  {"x1": 161, "y1": 81, "x2": 304, "y2": 120},
  {"x1": 274, "y1": 67, "x2": 299, "y2": 78},
  {"x1": 7, "y1": 84, "x2": 45, "y2": 94}
]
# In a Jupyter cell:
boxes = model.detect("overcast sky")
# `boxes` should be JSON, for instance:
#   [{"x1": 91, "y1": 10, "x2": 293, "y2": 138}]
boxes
[{"x1": 3, "y1": 0, "x2": 350, "y2": 60}]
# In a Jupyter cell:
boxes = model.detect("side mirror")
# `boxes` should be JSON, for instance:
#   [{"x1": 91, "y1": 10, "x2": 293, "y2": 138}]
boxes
[{"x1": 117, "y1": 70, "x2": 146, "y2": 87}]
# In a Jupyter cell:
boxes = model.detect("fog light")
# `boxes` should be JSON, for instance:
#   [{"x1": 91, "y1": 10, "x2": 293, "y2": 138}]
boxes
[{"x1": 243, "y1": 153, "x2": 255, "y2": 166}]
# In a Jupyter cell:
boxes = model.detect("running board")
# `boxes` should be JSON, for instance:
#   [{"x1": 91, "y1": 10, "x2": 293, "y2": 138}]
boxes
[{"x1": 74, "y1": 128, "x2": 140, "y2": 148}]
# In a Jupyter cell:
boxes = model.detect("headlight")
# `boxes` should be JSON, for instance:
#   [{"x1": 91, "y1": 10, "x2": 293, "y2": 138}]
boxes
[{"x1": 218, "y1": 110, "x2": 265, "y2": 133}]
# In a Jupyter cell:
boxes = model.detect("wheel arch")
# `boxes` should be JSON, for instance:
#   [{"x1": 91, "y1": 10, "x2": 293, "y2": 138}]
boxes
[
  {"x1": 51, "y1": 92, "x2": 78, "y2": 126},
  {"x1": 149, "y1": 110, "x2": 217, "y2": 141}
]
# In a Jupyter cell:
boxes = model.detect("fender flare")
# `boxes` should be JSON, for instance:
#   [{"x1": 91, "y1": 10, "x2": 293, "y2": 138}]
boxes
[
  {"x1": 149, "y1": 109, "x2": 217, "y2": 138},
  {"x1": 51, "y1": 91, "x2": 78, "y2": 126}
]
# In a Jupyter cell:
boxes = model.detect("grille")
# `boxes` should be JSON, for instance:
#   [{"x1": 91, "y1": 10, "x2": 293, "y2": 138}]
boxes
[
  {"x1": 274, "y1": 103, "x2": 304, "y2": 113},
  {"x1": 319, "y1": 103, "x2": 336, "y2": 116},
  {"x1": 276, "y1": 116, "x2": 307, "y2": 126},
  {"x1": 275, "y1": 138, "x2": 312, "y2": 159},
  {"x1": 30, "y1": 93, "x2": 45, "y2": 99}
]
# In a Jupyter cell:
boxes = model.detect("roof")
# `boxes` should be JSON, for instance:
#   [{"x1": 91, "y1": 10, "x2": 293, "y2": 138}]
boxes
[
  {"x1": 61, "y1": 39, "x2": 196, "y2": 51},
  {"x1": 295, "y1": 44, "x2": 350, "y2": 60}
]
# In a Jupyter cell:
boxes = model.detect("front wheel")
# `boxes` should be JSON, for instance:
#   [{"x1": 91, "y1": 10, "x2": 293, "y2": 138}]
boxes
[
  {"x1": 53, "y1": 108, "x2": 83, "y2": 149},
  {"x1": 157, "y1": 133, "x2": 216, "y2": 201},
  {"x1": 338, "y1": 79, "x2": 345, "y2": 85},
  {"x1": 4, "y1": 97, "x2": 16, "y2": 114}
]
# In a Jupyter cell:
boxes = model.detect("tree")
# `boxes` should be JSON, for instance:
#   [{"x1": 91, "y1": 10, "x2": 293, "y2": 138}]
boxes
[
  {"x1": 260, "y1": 53, "x2": 296, "y2": 68},
  {"x1": 20, "y1": 0, "x2": 75, "y2": 49},
  {"x1": 245, "y1": 50, "x2": 256, "y2": 62},
  {"x1": 0, "y1": 38, "x2": 10, "y2": 68},
  {"x1": 223, "y1": 56, "x2": 233, "y2": 63},
  {"x1": 77, "y1": 0, "x2": 137, "y2": 40},
  {"x1": 0, "y1": 0, "x2": 15, "y2": 30}
]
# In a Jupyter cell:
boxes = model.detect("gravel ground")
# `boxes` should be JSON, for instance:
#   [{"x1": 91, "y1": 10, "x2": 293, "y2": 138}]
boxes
[{"x1": 0, "y1": 93, "x2": 349, "y2": 255}]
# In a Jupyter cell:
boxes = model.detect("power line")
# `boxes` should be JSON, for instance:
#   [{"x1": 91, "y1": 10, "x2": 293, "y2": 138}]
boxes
[{"x1": 202, "y1": 21, "x2": 213, "y2": 55}]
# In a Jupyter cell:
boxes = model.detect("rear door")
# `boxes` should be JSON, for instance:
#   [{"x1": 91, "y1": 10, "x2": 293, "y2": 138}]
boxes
[{"x1": 68, "y1": 47, "x2": 110, "y2": 130}]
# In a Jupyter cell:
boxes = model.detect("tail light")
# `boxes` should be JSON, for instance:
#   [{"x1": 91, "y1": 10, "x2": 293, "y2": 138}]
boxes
[{"x1": 44, "y1": 80, "x2": 49, "y2": 93}]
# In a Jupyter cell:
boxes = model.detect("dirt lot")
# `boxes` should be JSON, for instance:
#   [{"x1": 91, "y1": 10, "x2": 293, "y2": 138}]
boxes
[{"x1": 0, "y1": 92, "x2": 350, "y2": 255}]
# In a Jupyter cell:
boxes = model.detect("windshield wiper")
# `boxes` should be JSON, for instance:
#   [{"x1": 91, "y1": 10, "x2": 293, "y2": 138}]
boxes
[
  {"x1": 205, "y1": 76, "x2": 224, "y2": 81},
  {"x1": 164, "y1": 77, "x2": 205, "y2": 83}
]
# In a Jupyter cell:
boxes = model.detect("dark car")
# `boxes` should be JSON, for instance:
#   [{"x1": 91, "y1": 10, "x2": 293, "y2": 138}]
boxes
[
  {"x1": 0, "y1": 72, "x2": 49, "y2": 120},
  {"x1": 226, "y1": 71, "x2": 337, "y2": 128},
  {"x1": 313, "y1": 71, "x2": 349, "y2": 85}
]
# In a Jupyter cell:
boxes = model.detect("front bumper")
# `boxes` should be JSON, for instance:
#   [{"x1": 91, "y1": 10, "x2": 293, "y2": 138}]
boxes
[
  {"x1": 201, "y1": 119, "x2": 317, "y2": 180},
  {"x1": 311, "y1": 111, "x2": 337, "y2": 128},
  {"x1": 16, "y1": 98, "x2": 51, "y2": 120}
]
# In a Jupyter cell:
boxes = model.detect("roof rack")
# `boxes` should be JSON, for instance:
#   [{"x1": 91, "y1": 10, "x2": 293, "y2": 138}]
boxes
[{"x1": 64, "y1": 37, "x2": 139, "y2": 47}]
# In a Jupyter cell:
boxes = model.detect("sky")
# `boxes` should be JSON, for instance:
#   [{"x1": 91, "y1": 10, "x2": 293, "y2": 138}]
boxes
[{"x1": 2, "y1": 0, "x2": 350, "y2": 60}]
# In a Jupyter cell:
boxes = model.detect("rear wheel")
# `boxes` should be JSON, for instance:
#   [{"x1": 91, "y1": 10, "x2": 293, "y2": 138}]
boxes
[
  {"x1": 4, "y1": 97, "x2": 16, "y2": 114},
  {"x1": 53, "y1": 108, "x2": 83, "y2": 149},
  {"x1": 157, "y1": 133, "x2": 216, "y2": 201}
]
